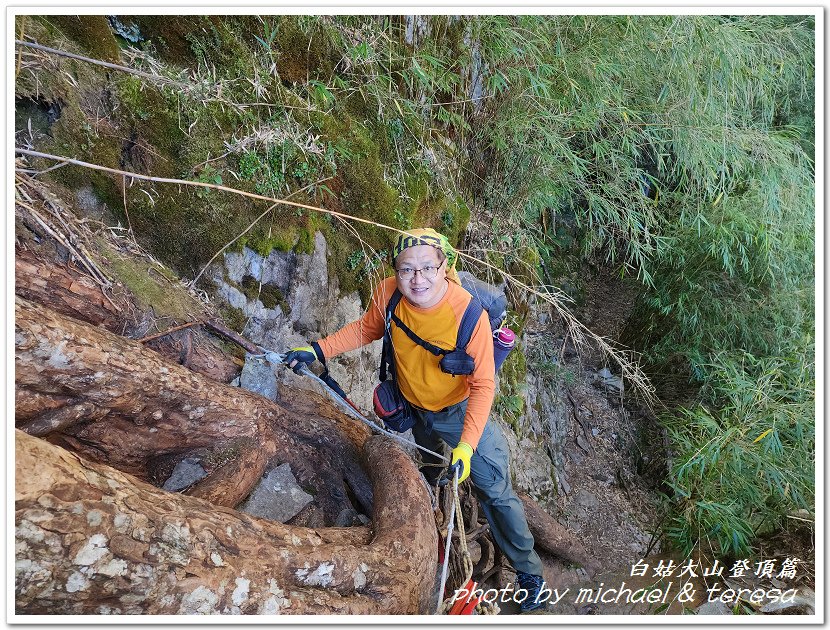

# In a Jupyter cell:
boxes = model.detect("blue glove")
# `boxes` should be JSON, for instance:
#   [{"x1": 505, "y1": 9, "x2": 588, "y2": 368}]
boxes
[{"x1": 284, "y1": 343, "x2": 323, "y2": 374}]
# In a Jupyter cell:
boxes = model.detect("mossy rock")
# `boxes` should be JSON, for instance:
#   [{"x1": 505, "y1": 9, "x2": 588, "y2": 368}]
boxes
[
  {"x1": 114, "y1": 77, "x2": 186, "y2": 176},
  {"x1": 99, "y1": 241, "x2": 202, "y2": 321},
  {"x1": 501, "y1": 345, "x2": 528, "y2": 392},
  {"x1": 177, "y1": 102, "x2": 248, "y2": 176},
  {"x1": 238, "y1": 275, "x2": 286, "y2": 312},
  {"x1": 121, "y1": 16, "x2": 216, "y2": 66},
  {"x1": 44, "y1": 16, "x2": 121, "y2": 63},
  {"x1": 42, "y1": 102, "x2": 124, "y2": 213},
  {"x1": 313, "y1": 115, "x2": 401, "y2": 301},
  {"x1": 219, "y1": 304, "x2": 248, "y2": 334}
]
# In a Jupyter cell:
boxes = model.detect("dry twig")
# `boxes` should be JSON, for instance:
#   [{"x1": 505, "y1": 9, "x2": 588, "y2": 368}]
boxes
[{"x1": 137, "y1": 320, "x2": 203, "y2": 343}]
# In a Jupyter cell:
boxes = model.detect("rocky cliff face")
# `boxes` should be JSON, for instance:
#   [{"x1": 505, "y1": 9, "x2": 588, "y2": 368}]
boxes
[{"x1": 210, "y1": 234, "x2": 381, "y2": 414}]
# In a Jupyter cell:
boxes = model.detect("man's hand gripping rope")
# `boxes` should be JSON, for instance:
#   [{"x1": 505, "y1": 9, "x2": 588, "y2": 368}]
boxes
[{"x1": 259, "y1": 349, "x2": 451, "y2": 465}]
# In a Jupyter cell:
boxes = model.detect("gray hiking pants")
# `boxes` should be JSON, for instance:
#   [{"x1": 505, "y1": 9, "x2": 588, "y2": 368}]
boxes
[{"x1": 411, "y1": 399, "x2": 544, "y2": 577}]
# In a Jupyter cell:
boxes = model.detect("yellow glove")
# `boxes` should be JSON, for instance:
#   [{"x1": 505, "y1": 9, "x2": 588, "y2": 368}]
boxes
[{"x1": 450, "y1": 441, "x2": 474, "y2": 483}]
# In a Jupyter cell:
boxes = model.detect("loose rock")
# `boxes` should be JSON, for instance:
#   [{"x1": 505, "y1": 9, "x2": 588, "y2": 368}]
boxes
[
  {"x1": 240, "y1": 353, "x2": 279, "y2": 401},
  {"x1": 239, "y1": 463, "x2": 313, "y2": 523},
  {"x1": 162, "y1": 457, "x2": 207, "y2": 492}
]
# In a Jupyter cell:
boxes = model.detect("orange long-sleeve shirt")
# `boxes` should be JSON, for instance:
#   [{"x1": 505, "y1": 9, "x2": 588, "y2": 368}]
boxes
[{"x1": 317, "y1": 276, "x2": 496, "y2": 450}]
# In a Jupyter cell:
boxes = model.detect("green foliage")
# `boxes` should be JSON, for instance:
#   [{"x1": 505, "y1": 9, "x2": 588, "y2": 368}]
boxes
[
  {"x1": 345, "y1": 249, "x2": 390, "y2": 282},
  {"x1": 193, "y1": 165, "x2": 223, "y2": 197},
  {"x1": 234, "y1": 134, "x2": 339, "y2": 198},
  {"x1": 661, "y1": 350, "x2": 814, "y2": 554},
  {"x1": 454, "y1": 15, "x2": 815, "y2": 554},
  {"x1": 494, "y1": 336, "x2": 528, "y2": 433}
]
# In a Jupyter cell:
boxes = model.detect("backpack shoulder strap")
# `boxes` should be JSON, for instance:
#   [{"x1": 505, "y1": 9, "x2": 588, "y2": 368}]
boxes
[
  {"x1": 381, "y1": 289, "x2": 483, "y2": 378},
  {"x1": 456, "y1": 297, "x2": 485, "y2": 351},
  {"x1": 386, "y1": 288, "x2": 404, "y2": 321},
  {"x1": 380, "y1": 289, "x2": 405, "y2": 381},
  {"x1": 385, "y1": 289, "x2": 449, "y2": 357}
]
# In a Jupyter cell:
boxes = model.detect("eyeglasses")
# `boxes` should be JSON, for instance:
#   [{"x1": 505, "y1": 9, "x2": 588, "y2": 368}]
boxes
[{"x1": 395, "y1": 260, "x2": 445, "y2": 280}]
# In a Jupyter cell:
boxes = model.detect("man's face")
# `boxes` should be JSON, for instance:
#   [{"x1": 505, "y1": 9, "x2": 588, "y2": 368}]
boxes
[{"x1": 395, "y1": 244, "x2": 448, "y2": 308}]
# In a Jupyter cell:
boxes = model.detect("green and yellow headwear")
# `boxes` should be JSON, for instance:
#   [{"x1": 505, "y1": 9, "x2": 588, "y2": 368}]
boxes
[{"x1": 393, "y1": 228, "x2": 460, "y2": 285}]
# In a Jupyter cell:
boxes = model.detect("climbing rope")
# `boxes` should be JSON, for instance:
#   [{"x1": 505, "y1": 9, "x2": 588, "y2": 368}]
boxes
[
  {"x1": 436, "y1": 470, "x2": 467, "y2": 613},
  {"x1": 434, "y1": 473, "x2": 500, "y2": 616},
  {"x1": 258, "y1": 351, "x2": 450, "y2": 464},
  {"x1": 436, "y1": 470, "x2": 458, "y2": 613}
]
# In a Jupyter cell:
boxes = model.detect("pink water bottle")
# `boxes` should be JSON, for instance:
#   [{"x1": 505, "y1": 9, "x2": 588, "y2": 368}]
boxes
[{"x1": 493, "y1": 328, "x2": 516, "y2": 371}]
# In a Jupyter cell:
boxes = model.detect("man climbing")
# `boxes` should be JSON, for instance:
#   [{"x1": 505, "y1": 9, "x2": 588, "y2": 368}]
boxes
[{"x1": 285, "y1": 228, "x2": 547, "y2": 613}]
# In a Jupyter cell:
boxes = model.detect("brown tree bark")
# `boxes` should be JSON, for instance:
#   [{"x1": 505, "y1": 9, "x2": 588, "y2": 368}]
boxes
[
  {"x1": 15, "y1": 248, "x2": 121, "y2": 330},
  {"x1": 15, "y1": 430, "x2": 438, "y2": 614},
  {"x1": 15, "y1": 246, "x2": 239, "y2": 383},
  {"x1": 14, "y1": 297, "x2": 373, "y2": 526}
]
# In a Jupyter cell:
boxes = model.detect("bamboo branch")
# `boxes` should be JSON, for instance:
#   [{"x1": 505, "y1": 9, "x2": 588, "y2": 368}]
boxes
[
  {"x1": 15, "y1": 147, "x2": 410, "y2": 236},
  {"x1": 15, "y1": 39, "x2": 189, "y2": 90}
]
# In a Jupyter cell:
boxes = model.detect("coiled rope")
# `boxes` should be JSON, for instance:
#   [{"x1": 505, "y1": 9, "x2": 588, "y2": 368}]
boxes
[{"x1": 435, "y1": 476, "x2": 500, "y2": 615}]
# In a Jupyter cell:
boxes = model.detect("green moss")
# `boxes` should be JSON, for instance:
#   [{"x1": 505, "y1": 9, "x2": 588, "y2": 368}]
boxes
[
  {"x1": 248, "y1": 226, "x2": 298, "y2": 255},
  {"x1": 43, "y1": 103, "x2": 123, "y2": 211},
  {"x1": 447, "y1": 196, "x2": 471, "y2": 244},
  {"x1": 219, "y1": 304, "x2": 248, "y2": 333},
  {"x1": 502, "y1": 347, "x2": 528, "y2": 393},
  {"x1": 506, "y1": 245, "x2": 543, "y2": 285},
  {"x1": 118, "y1": 17, "x2": 265, "y2": 107},
  {"x1": 19, "y1": 14, "x2": 478, "y2": 321},
  {"x1": 119, "y1": 16, "x2": 204, "y2": 65},
  {"x1": 118, "y1": 76, "x2": 151, "y2": 121},
  {"x1": 310, "y1": 114, "x2": 402, "y2": 302},
  {"x1": 295, "y1": 227, "x2": 315, "y2": 254},
  {"x1": 341, "y1": 155, "x2": 398, "y2": 226},
  {"x1": 264, "y1": 286, "x2": 288, "y2": 313},
  {"x1": 47, "y1": 16, "x2": 121, "y2": 63},
  {"x1": 115, "y1": 83, "x2": 187, "y2": 179},
  {"x1": 104, "y1": 246, "x2": 200, "y2": 321},
  {"x1": 494, "y1": 336, "x2": 528, "y2": 434},
  {"x1": 419, "y1": 192, "x2": 466, "y2": 246},
  {"x1": 239, "y1": 275, "x2": 260, "y2": 301},
  {"x1": 272, "y1": 17, "x2": 340, "y2": 84},
  {"x1": 236, "y1": 274, "x2": 283, "y2": 311},
  {"x1": 313, "y1": 120, "x2": 470, "y2": 304}
]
